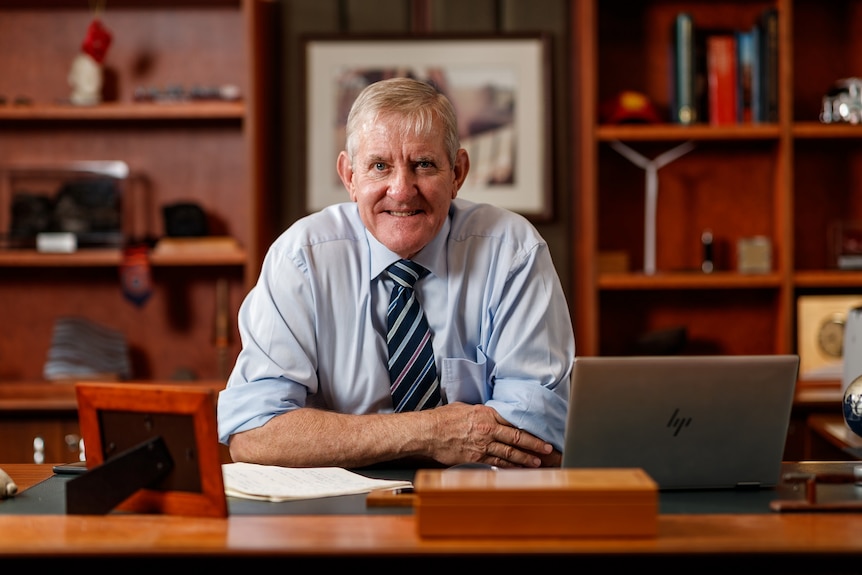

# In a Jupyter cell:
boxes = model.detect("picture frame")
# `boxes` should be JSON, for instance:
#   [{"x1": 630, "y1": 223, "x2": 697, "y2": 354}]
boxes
[
  {"x1": 797, "y1": 295, "x2": 862, "y2": 381},
  {"x1": 74, "y1": 381, "x2": 228, "y2": 518},
  {"x1": 302, "y1": 34, "x2": 553, "y2": 221}
]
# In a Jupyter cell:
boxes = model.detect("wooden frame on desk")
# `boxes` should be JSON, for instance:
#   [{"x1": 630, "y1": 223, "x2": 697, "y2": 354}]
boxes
[{"x1": 75, "y1": 381, "x2": 227, "y2": 518}]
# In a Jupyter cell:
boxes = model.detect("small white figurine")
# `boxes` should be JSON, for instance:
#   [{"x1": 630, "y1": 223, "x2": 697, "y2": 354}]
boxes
[
  {"x1": 68, "y1": 52, "x2": 103, "y2": 106},
  {"x1": 68, "y1": 18, "x2": 112, "y2": 106}
]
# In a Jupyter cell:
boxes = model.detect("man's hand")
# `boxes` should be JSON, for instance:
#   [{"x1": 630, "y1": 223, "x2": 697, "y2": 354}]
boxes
[{"x1": 424, "y1": 402, "x2": 559, "y2": 468}]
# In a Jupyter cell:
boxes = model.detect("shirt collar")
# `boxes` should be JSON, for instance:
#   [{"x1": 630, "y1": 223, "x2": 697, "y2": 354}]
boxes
[{"x1": 367, "y1": 212, "x2": 451, "y2": 282}]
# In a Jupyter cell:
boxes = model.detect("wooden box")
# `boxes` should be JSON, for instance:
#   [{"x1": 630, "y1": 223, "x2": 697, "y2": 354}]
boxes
[{"x1": 414, "y1": 467, "x2": 658, "y2": 538}]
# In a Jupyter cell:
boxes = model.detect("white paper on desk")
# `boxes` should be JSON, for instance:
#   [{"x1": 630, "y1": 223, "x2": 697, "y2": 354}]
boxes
[{"x1": 222, "y1": 462, "x2": 412, "y2": 502}]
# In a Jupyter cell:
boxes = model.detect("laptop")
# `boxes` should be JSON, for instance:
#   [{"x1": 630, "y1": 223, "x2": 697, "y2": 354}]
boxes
[{"x1": 561, "y1": 354, "x2": 799, "y2": 490}]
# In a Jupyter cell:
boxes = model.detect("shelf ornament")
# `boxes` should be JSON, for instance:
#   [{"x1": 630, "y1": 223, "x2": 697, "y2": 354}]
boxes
[
  {"x1": 68, "y1": 2, "x2": 112, "y2": 106},
  {"x1": 609, "y1": 140, "x2": 695, "y2": 275},
  {"x1": 120, "y1": 244, "x2": 152, "y2": 307}
]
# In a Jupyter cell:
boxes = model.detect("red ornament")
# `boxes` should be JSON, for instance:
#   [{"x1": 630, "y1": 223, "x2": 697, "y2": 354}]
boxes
[{"x1": 81, "y1": 19, "x2": 112, "y2": 64}]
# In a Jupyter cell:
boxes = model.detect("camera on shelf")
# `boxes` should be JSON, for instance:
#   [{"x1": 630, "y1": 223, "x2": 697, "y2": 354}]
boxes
[{"x1": 820, "y1": 77, "x2": 862, "y2": 124}]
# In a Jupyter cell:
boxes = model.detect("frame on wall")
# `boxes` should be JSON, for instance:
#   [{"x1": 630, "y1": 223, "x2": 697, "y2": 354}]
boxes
[
  {"x1": 73, "y1": 381, "x2": 228, "y2": 518},
  {"x1": 303, "y1": 34, "x2": 553, "y2": 221}
]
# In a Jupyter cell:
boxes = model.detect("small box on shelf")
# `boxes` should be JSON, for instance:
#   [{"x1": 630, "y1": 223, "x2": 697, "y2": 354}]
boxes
[
  {"x1": 737, "y1": 236, "x2": 771, "y2": 274},
  {"x1": 830, "y1": 221, "x2": 862, "y2": 270}
]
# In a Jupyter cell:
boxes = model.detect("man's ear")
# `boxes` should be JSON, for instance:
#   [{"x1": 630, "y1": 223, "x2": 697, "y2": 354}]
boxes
[
  {"x1": 452, "y1": 148, "x2": 470, "y2": 198},
  {"x1": 336, "y1": 151, "x2": 357, "y2": 201}
]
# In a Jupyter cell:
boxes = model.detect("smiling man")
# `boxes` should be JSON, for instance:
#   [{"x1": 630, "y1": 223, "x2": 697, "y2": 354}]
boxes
[{"x1": 218, "y1": 77, "x2": 574, "y2": 469}]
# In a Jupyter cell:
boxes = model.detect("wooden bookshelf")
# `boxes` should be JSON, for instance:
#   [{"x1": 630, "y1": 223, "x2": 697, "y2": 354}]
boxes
[
  {"x1": 0, "y1": 0, "x2": 275, "y2": 388},
  {"x1": 572, "y1": 0, "x2": 862, "y2": 369}
]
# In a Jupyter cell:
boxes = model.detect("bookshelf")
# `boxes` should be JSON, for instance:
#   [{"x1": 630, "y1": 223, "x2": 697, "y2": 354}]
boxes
[
  {"x1": 570, "y1": 0, "x2": 862, "y2": 459},
  {"x1": 572, "y1": 0, "x2": 862, "y2": 368},
  {"x1": 0, "y1": 0, "x2": 274, "y2": 388}
]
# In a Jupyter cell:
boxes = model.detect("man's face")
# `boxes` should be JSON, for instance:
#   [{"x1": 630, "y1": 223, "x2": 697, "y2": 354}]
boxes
[{"x1": 337, "y1": 112, "x2": 469, "y2": 259}]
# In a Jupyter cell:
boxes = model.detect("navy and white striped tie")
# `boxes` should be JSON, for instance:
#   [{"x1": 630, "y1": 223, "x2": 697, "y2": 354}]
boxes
[{"x1": 387, "y1": 259, "x2": 441, "y2": 412}]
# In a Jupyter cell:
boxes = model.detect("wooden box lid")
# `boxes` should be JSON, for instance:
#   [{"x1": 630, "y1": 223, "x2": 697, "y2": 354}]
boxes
[{"x1": 414, "y1": 467, "x2": 658, "y2": 538}]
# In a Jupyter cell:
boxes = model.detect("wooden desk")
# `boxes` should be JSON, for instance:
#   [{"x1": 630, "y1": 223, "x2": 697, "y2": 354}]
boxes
[
  {"x1": 806, "y1": 413, "x2": 862, "y2": 460},
  {"x1": 3, "y1": 463, "x2": 862, "y2": 570}
]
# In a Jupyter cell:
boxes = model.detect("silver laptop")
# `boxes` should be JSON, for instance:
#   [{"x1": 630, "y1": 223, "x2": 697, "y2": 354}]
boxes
[{"x1": 561, "y1": 355, "x2": 799, "y2": 490}]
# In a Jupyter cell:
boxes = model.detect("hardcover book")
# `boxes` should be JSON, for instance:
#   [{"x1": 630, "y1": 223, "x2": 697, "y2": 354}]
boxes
[
  {"x1": 707, "y1": 34, "x2": 738, "y2": 125},
  {"x1": 672, "y1": 12, "x2": 697, "y2": 124},
  {"x1": 735, "y1": 28, "x2": 755, "y2": 123},
  {"x1": 759, "y1": 7, "x2": 779, "y2": 122},
  {"x1": 748, "y1": 23, "x2": 763, "y2": 122}
]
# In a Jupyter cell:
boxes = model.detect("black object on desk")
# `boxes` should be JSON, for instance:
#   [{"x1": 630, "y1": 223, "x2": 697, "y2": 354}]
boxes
[{"x1": 65, "y1": 436, "x2": 173, "y2": 515}]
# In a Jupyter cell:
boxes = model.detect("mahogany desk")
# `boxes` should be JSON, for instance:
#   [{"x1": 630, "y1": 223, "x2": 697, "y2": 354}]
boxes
[
  {"x1": 3, "y1": 463, "x2": 862, "y2": 571},
  {"x1": 806, "y1": 413, "x2": 862, "y2": 461}
]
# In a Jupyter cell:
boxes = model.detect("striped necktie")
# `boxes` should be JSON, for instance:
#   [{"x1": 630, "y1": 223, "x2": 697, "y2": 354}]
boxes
[{"x1": 387, "y1": 259, "x2": 441, "y2": 412}]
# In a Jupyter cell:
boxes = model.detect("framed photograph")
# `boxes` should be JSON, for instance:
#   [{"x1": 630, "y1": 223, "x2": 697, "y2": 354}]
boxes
[
  {"x1": 73, "y1": 381, "x2": 228, "y2": 518},
  {"x1": 303, "y1": 34, "x2": 553, "y2": 221},
  {"x1": 797, "y1": 295, "x2": 862, "y2": 380}
]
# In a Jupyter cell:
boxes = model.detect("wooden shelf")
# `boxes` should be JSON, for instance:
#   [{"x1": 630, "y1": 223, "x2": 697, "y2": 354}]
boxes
[
  {"x1": 0, "y1": 247, "x2": 247, "y2": 267},
  {"x1": 793, "y1": 122, "x2": 862, "y2": 139},
  {"x1": 794, "y1": 270, "x2": 862, "y2": 288},
  {"x1": 597, "y1": 123, "x2": 781, "y2": 142},
  {"x1": 598, "y1": 271, "x2": 783, "y2": 290},
  {"x1": 0, "y1": 101, "x2": 245, "y2": 121}
]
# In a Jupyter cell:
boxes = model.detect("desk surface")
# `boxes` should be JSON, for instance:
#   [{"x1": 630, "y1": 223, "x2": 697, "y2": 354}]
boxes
[{"x1": 2, "y1": 462, "x2": 862, "y2": 569}]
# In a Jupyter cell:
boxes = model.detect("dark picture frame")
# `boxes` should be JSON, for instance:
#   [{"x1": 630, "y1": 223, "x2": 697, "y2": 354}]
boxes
[{"x1": 302, "y1": 34, "x2": 553, "y2": 221}]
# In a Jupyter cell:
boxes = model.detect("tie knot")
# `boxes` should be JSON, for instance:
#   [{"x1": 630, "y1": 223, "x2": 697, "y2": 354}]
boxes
[{"x1": 388, "y1": 259, "x2": 428, "y2": 288}]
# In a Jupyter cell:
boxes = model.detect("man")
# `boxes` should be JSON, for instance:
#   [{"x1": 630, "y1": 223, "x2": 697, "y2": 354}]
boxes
[{"x1": 218, "y1": 77, "x2": 574, "y2": 469}]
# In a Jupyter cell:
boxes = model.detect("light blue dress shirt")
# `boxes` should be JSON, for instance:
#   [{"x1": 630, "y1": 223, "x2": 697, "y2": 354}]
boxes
[{"x1": 217, "y1": 198, "x2": 575, "y2": 452}]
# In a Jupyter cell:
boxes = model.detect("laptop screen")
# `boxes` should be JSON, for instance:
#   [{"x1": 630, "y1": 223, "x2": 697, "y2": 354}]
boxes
[{"x1": 561, "y1": 355, "x2": 799, "y2": 490}]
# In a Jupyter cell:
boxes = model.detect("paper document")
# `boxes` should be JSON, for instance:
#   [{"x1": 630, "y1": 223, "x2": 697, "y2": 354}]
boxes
[{"x1": 222, "y1": 462, "x2": 413, "y2": 502}]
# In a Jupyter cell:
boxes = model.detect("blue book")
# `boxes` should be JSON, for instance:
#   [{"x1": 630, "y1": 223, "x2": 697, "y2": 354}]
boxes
[
  {"x1": 749, "y1": 23, "x2": 762, "y2": 122},
  {"x1": 735, "y1": 29, "x2": 754, "y2": 122}
]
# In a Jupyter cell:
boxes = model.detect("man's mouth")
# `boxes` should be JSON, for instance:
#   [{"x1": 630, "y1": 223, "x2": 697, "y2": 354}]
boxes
[{"x1": 388, "y1": 210, "x2": 421, "y2": 217}]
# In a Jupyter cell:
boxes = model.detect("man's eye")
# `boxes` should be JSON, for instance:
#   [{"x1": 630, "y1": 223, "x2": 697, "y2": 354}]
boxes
[
  {"x1": 374, "y1": 162, "x2": 387, "y2": 171},
  {"x1": 416, "y1": 161, "x2": 434, "y2": 169}
]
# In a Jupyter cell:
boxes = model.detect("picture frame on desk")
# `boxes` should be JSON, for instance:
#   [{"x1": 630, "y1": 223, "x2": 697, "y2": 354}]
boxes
[
  {"x1": 74, "y1": 381, "x2": 227, "y2": 518},
  {"x1": 302, "y1": 34, "x2": 553, "y2": 221}
]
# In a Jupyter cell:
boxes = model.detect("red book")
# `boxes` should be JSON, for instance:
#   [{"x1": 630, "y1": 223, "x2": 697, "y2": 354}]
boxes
[{"x1": 707, "y1": 34, "x2": 737, "y2": 125}]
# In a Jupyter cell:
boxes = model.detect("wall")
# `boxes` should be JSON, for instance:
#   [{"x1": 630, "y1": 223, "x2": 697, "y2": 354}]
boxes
[{"x1": 272, "y1": 0, "x2": 573, "y2": 297}]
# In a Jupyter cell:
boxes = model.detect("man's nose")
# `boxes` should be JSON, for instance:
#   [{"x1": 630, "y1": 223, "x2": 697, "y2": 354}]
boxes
[{"x1": 387, "y1": 167, "x2": 417, "y2": 200}]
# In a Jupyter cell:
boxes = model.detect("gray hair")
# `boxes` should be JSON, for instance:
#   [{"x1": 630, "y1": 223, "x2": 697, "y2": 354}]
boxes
[{"x1": 344, "y1": 77, "x2": 460, "y2": 168}]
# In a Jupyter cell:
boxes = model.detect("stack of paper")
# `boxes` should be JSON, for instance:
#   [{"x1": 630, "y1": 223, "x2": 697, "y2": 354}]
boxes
[
  {"x1": 222, "y1": 462, "x2": 412, "y2": 502},
  {"x1": 43, "y1": 316, "x2": 132, "y2": 381}
]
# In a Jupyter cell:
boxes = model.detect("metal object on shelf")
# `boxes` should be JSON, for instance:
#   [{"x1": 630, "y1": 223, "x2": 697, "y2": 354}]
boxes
[{"x1": 820, "y1": 78, "x2": 862, "y2": 124}]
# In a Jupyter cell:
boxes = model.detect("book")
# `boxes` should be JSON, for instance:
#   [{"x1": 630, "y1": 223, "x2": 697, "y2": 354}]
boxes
[
  {"x1": 221, "y1": 462, "x2": 412, "y2": 502},
  {"x1": 749, "y1": 23, "x2": 763, "y2": 122},
  {"x1": 735, "y1": 29, "x2": 755, "y2": 123},
  {"x1": 671, "y1": 12, "x2": 697, "y2": 125},
  {"x1": 758, "y1": 7, "x2": 779, "y2": 122},
  {"x1": 706, "y1": 34, "x2": 738, "y2": 125}
]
